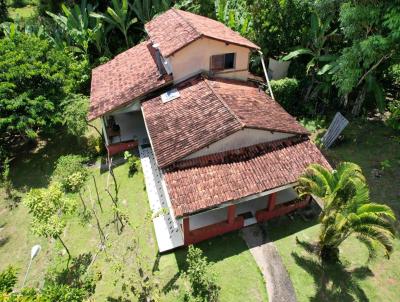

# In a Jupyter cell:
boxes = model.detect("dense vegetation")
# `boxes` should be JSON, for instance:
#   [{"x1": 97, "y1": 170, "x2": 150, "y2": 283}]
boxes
[
  {"x1": 1, "y1": 0, "x2": 399, "y2": 160},
  {"x1": 0, "y1": 0, "x2": 399, "y2": 300}
]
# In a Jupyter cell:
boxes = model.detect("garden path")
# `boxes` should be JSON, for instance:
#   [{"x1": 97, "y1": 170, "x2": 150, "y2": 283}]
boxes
[{"x1": 242, "y1": 225, "x2": 297, "y2": 302}]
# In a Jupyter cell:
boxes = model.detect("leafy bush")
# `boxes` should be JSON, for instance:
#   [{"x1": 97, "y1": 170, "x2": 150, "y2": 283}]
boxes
[
  {"x1": 1, "y1": 158, "x2": 20, "y2": 207},
  {"x1": 185, "y1": 245, "x2": 220, "y2": 302},
  {"x1": 124, "y1": 151, "x2": 141, "y2": 176},
  {"x1": 386, "y1": 100, "x2": 400, "y2": 131},
  {"x1": 52, "y1": 155, "x2": 89, "y2": 192},
  {"x1": 0, "y1": 266, "x2": 18, "y2": 293},
  {"x1": 86, "y1": 134, "x2": 105, "y2": 159},
  {"x1": 0, "y1": 33, "x2": 88, "y2": 150},
  {"x1": 270, "y1": 78, "x2": 300, "y2": 114}
]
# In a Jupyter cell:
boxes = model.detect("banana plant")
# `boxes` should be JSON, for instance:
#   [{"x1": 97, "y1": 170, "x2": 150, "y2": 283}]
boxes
[
  {"x1": 282, "y1": 12, "x2": 338, "y2": 74},
  {"x1": 282, "y1": 12, "x2": 339, "y2": 102},
  {"x1": 215, "y1": 0, "x2": 252, "y2": 36},
  {"x1": 91, "y1": 0, "x2": 138, "y2": 48},
  {"x1": 131, "y1": 0, "x2": 172, "y2": 24},
  {"x1": 47, "y1": 0, "x2": 104, "y2": 55}
]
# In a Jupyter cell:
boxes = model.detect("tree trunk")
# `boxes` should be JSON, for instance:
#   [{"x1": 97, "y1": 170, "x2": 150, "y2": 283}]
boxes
[
  {"x1": 57, "y1": 235, "x2": 71, "y2": 267},
  {"x1": 352, "y1": 84, "x2": 367, "y2": 116},
  {"x1": 92, "y1": 175, "x2": 103, "y2": 213},
  {"x1": 78, "y1": 191, "x2": 87, "y2": 212},
  {"x1": 320, "y1": 244, "x2": 339, "y2": 263}
]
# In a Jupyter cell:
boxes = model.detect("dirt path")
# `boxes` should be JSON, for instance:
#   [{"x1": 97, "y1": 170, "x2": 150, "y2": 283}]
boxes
[{"x1": 241, "y1": 225, "x2": 297, "y2": 302}]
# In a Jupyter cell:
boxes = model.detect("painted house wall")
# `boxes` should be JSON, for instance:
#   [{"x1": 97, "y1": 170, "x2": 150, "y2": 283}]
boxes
[
  {"x1": 184, "y1": 128, "x2": 294, "y2": 160},
  {"x1": 168, "y1": 37, "x2": 251, "y2": 82}
]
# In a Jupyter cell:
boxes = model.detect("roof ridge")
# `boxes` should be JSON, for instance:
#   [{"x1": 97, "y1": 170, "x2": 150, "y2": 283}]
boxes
[
  {"x1": 172, "y1": 8, "x2": 202, "y2": 38},
  {"x1": 203, "y1": 77, "x2": 245, "y2": 128}
]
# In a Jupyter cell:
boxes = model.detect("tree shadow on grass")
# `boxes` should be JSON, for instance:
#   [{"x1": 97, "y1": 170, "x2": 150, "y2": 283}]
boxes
[
  {"x1": 47, "y1": 252, "x2": 95, "y2": 294},
  {"x1": 10, "y1": 129, "x2": 91, "y2": 190},
  {"x1": 293, "y1": 239, "x2": 373, "y2": 302}
]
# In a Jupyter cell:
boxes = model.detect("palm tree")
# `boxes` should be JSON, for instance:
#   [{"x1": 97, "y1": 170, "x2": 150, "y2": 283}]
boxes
[
  {"x1": 297, "y1": 162, "x2": 396, "y2": 262},
  {"x1": 91, "y1": 0, "x2": 138, "y2": 48}
]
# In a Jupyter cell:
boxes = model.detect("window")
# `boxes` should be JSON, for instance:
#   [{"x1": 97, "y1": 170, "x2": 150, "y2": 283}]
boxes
[
  {"x1": 210, "y1": 53, "x2": 236, "y2": 71},
  {"x1": 161, "y1": 88, "x2": 180, "y2": 103}
]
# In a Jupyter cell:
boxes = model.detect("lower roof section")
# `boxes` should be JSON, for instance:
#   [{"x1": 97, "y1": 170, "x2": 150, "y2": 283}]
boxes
[{"x1": 163, "y1": 137, "x2": 330, "y2": 217}]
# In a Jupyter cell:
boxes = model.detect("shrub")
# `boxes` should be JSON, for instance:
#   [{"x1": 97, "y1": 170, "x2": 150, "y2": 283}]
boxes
[
  {"x1": 1, "y1": 158, "x2": 19, "y2": 208},
  {"x1": 0, "y1": 266, "x2": 18, "y2": 293},
  {"x1": 185, "y1": 245, "x2": 220, "y2": 302},
  {"x1": 52, "y1": 155, "x2": 88, "y2": 192},
  {"x1": 86, "y1": 135, "x2": 105, "y2": 159},
  {"x1": 386, "y1": 100, "x2": 400, "y2": 131},
  {"x1": 270, "y1": 78, "x2": 300, "y2": 114},
  {"x1": 124, "y1": 151, "x2": 141, "y2": 176}
]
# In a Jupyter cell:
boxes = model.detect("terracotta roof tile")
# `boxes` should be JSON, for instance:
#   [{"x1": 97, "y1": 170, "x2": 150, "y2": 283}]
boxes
[
  {"x1": 142, "y1": 76, "x2": 308, "y2": 168},
  {"x1": 142, "y1": 77, "x2": 243, "y2": 168},
  {"x1": 163, "y1": 137, "x2": 330, "y2": 217},
  {"x1": 145, "y1": 8, "x2": 259, "y2": 58},
  {"x1": 208, "y1": 79, "x2": 308, "y2": 135},
  {"x1": 88, "y1": 41, "x2": 172, "y2": 120}
]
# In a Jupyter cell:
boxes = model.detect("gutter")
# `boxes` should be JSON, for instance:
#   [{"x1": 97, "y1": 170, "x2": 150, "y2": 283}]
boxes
[{"x1": 258, "y1": 50, "x2": 275, "y2": 100}]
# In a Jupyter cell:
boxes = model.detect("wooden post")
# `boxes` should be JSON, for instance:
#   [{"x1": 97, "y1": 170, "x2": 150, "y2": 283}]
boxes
[
  {"x1": 268, "y1": 193, "x2": 277, "y2": 211},
  {"x1": 227, "y1": 204, "x2": 236, "y2": 224},
  {"x1": 183, "y1": 217, "x2": 190, "y2": 244}
]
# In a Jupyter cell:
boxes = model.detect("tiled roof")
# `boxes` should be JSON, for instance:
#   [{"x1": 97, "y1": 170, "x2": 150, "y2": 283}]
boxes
[
  {"x1": 88, "y1": 41, "x2": 172, "y2": 121},
  {"x1": 163, "y1": 137, "x2": 331, "y2": 217},
  {"x1": 141, "y1": 76, "x2": 308, "y2": 168},
  {"x1": 142, "y1": 77, "x2": 243, "y2": 168},
  {"x1": 145, "y1": 8, "x2": 260, "y2": 58},
  {"x1": 208, "y1": 78, "x2": 308, "y2": 135}
]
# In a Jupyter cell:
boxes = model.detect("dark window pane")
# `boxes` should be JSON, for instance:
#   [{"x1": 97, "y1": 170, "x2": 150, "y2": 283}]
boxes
[
  {"x1": 224, "y1": 53, "x2": 235, "y2": 69},
  {"x1": 210, "y1": 54, "x2": 225, "y2": 71}
]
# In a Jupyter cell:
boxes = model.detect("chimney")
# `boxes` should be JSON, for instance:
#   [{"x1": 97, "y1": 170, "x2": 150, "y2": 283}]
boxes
[{"x1": 153, "y1": 43, "x2": 167, "y2": 77}]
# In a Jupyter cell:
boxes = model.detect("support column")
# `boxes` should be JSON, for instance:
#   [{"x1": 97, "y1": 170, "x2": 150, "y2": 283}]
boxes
[
  {"x1": 183, "y1": 217, "x2": 190, "y2": 244},
  {"x1": 227, "y1": 204, "x2": 236, "y2": 224},
  {"x1": 267, "y1": 192, "x2": 277, "y2": 211}
]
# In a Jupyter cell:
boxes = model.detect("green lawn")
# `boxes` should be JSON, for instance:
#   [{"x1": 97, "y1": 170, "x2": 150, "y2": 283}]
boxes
[
  {"x1": 0, "y1": 130, "x2": 267, "y2": 301},
  {"x1": 269, "y1": 119, "x2": 400, "y2": 302}
]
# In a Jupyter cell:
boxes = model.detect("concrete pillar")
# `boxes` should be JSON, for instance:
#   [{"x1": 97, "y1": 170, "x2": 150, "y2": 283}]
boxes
[
  {"x1": 268, "y1": 193, "x2": 277, "y2": 211},
  {"x1": 227, "y1": 204, "x2": 236, "y2": 224},
  {"x1": 183, "y1": 217, "x2": 190, "y2": 241}
]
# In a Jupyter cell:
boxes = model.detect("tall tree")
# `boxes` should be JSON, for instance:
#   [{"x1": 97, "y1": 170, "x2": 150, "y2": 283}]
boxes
[
  {"x1": 297, "y1": 162, "x2": 396, "y2": 262},
  {"x1": 0, "y1": 33, "x2": 88, "y2": 150},
  {"x1": 24, "y1": 183, "x2": 77, "y2": 265},
  {"x1": 333, "y1": 1, "x2": 400, "y2": 115}
]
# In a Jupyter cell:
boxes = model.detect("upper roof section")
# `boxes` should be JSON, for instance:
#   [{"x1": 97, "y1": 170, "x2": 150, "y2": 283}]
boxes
[
  {"x1": 141, "y1": 75, "x2": 308, "y2": 168},
  {"x1": 145, "y1": 8, "x2": 260, "y2": 58},
  {"x1": 88, "y1": 41, "x2": 172, "y2": 121}
]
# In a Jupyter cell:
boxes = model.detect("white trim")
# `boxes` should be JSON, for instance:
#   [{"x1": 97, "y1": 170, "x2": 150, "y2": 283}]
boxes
[
  {"x1": 101, "y1": 117, "x2": 109, "y2": 146},
  {"x1": 140, "y1": 105, "x2": 159, "y2": 167}
]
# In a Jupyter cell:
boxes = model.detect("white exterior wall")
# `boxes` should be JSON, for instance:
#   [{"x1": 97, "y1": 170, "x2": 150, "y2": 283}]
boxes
[
  {"x1": 168, "y1": 37, "x2": 251, "y2": 82},
  {"x1": 184, "y1": 128, "x2": 294, "y2": 159}
]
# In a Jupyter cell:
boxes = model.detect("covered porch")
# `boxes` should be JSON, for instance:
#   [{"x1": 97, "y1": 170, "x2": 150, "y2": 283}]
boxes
[
  {"x1": 181, "y1": 187, "x2": 311, "y2": 245},
  {"x1": 103, "y1": 109, "x2": 148, "y2": 156}
]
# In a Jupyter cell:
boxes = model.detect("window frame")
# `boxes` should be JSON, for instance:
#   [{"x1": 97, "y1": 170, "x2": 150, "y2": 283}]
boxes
[{"x1": 210, "y1": 53, "x2": 236, "y2": 72}]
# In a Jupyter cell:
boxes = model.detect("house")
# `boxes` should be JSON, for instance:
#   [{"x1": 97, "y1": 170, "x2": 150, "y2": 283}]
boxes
[{"x1": 89, "y1": 9, "x2": 330, "y2": 252}]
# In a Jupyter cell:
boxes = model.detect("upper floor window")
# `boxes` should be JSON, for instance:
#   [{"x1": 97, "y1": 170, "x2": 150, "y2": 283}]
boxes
[{"x1": 210, "y1": 53, "x2": 236, "y2": 71}]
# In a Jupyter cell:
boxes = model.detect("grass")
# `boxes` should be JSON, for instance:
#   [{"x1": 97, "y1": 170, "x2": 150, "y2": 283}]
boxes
[
  {"x1": 7, "y1": 0, "x2": 38, "y2": 20},
  {"x1": 269, "y1": 119, "x2": 400, "y2": 302},
  {"x1": 0, "y1": 130, "x2": 268, "y2": 301}
]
